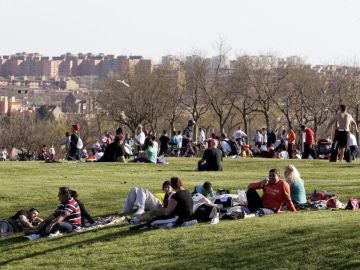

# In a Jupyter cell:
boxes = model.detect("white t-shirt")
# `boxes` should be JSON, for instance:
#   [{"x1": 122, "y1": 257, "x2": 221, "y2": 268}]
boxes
[
  {"x1": 198, "y1": 130, "x2": 205, "y2": 144},
  {"x1": 220, "y1": 140, "x2": 232, "y2": 155},
  {"x1": 135, "y1": 132, "x2": 146, "y2": 146},
  {"x1": 49, "y1": 147, "x2": 55, "y2": 155},
  {"x1": 349, "y1": 133, "x2": 357, "y2": 147},
  {"x1": 232, "y1": 130, "x2": 247, "y2": 140},
  {"x1": 278, "y1": 150, "x2": 289, "y2": 159},
  {"x1": 152, "y1": 141, "x2": 159, "y2": 152},
  {"x1": 176, "y1": 135, "x2": 183, "y2": 148}
]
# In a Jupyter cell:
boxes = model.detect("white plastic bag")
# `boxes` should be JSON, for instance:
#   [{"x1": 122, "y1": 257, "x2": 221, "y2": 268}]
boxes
[
  {"x1": 237, "y1": 189, "x2": 248, "y2": 206},
  {"x1": 76, "y1": 137, "x2": 83, "y2": 149}
]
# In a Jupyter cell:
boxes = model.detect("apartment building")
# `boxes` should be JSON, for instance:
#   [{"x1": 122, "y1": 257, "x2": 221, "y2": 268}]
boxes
[{"x1": 0, "y1": 53, "x2": 154, "y2": 79}]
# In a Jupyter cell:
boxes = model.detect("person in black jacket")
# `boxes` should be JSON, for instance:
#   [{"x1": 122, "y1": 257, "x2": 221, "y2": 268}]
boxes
[
  {"x1": 70, "y1": 190, "x2": 95, "y2": 226},
  {"x1": 98, "y1": 136, "x2": 126, "y2": 162},
  {"x1": 198, "y1": 139, "x2": 223, "y2": 171},
  {"x1": 68, "y1": 124, "x2": 81, "y2": 160}
]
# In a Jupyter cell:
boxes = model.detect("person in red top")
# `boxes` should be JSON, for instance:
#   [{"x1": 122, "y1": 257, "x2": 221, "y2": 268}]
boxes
[
  {"x1": 287, "y1": 129, "x2": 296, "y2": 159},
  {"x1": 301, "y1": 125, "x2": 316, "y2": 159},
  {"x1": 245, "y1": 168, "x2": 296, "y2": 216}
]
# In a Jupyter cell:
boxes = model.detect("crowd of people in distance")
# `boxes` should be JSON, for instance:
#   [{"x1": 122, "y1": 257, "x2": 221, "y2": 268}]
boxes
[
  {"x1": 78, "y1": 105, "x2": 357, "y2": 165},
  {"x1": 0, "y1": 104, "x2": 357, "y2": 165}
]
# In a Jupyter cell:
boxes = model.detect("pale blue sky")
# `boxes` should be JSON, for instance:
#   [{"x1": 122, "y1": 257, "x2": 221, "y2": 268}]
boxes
[{"x1": 1, "y1": 0, "x2": 360, "y2": 64}]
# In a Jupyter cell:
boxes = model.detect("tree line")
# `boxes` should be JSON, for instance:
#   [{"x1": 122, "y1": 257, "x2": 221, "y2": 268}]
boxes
[
  {"x1": 98, "y1": 53, "x2": 360, "y2": 142},
  {"x1": 2, "y1": 50, "x2": 360, "y2": 153}
]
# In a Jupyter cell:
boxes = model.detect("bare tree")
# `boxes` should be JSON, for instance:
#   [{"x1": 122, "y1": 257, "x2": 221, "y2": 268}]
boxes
[
  {"x1": 99, "y1": 70, "x2": 165, "y2": 135},
  {"x1": 182, "y1": 55, "x2": 210, "y2": 140},
  {"x1": 244, "y1": 55, "x2": 289, "y2": 128},
  {"x1": 204, "y1": 40, "x2": 239, "y2": 133},
  {"x1": 152, "y1": 64, "x2": 187, "y2": 132},
  {"x1": 231, "y1": 57, "x2": 259, "y2": 136}
]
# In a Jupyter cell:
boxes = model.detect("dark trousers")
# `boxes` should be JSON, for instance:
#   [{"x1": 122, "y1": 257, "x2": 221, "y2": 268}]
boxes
[
  {"x1": 198, "y1": 161, "x2": 208, "y2": 171},
  {"x1": 350, "y1": 145, "x2": 358, "y2": 160},
  {"x1": 51, "y1": 221, "x2": 74, "y2": 233},
  {"x1": 246, "y1": 189, "x2": 263, "y2": 213},
  {"x1": 246, "y1": 189, "x2": 275, "y2": 216},
  {"x1": 302, "y1": 143, "x2": 316, "y2": 159},
  {"x1": 0, "y1": 220, "x2": 14, "y2": 237},
  {"x1": 133, "y1": 156, "x2": 151, "y2": 163},
  {"x1": 159, "y1": 147, "x2": 169, "y2": 156},
  {"x1": 287, "y1": 143, "x2": 294, "y2": 159}
]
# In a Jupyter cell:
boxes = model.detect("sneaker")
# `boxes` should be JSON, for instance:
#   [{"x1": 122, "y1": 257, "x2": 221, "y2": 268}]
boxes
[
  {"x1": 48, "y1": 231, "x2": 62, "y2": 238},
  {"x1": 24, "y1": 234, "x2": 41, "y2": 241},
  {"x1": 210, "y1": 213, "x2": 220, "y2": 225},
  {"x1": 182, "y1": 219, "x2": 198, "y2": 227},
  {"x1": 238, "y1": 212, "x2": 245, "y2": 219},
  {"x1": 134, "y1": 208, "x2": 145, "y2": 215},
  {"x1": 130, "y1": 217, "x2": 140, "y2": 225}
]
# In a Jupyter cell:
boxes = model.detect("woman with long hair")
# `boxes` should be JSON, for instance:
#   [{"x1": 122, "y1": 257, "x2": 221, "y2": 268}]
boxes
[{"x1": 284, "y1": 164, "x2": 307, "y2": 205}]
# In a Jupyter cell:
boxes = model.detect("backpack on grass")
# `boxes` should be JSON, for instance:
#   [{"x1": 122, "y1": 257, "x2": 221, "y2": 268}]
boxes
[{"x1": 345, "y1": 197, "x2": 359, "y2": 210}]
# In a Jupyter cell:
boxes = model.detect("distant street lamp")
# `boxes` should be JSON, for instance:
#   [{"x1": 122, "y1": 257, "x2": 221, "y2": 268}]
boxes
[{"x1": 116, "y1": 79, "x2": 130, "y2": 87}]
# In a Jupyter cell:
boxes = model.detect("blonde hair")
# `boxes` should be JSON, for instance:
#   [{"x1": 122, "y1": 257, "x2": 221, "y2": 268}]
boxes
[{"x1": 284, "y1": 164, "x2": 301, "y2": 184}]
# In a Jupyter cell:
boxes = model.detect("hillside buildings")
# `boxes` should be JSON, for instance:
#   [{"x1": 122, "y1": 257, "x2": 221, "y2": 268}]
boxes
[{"x1": 0, "y1": 53, "x2": 154, "y2": 79}]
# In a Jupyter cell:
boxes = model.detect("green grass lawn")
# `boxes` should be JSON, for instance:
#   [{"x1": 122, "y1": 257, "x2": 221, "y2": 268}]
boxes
[{"x1": 1, "y1": 158, "x2": 360, "y2": 269}]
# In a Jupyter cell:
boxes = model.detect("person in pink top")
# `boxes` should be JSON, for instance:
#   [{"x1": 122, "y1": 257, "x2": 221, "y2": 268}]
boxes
[{"x1": 245, "y1": 168, "x2": 296, "y2": 217}]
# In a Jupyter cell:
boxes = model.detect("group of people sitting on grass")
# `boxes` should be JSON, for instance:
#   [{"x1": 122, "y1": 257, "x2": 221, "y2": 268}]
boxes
[
  {"x1": 3, "y1": 163, "x2": 355, "y2": 238},
  {"x1": 1, "y1": 164, "x2": 311, "y2": 238}
]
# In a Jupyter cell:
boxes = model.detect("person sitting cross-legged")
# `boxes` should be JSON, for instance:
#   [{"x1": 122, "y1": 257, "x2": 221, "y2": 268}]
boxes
[
  {"x1": 44, "y1": 187, "x2": 82, "y2": 234},
  {"x1": 98, "y1": 135, "x2": 125, "y2": 162},
  {"x1": 198, "y1": 139, "x2": 223, "y2": 171},
  {"x1": 133, "y1": 137, "x2": 158, "y2": 163},
  {"x1": 243, "y1": 168, "x2": 296, "y2": 218}
]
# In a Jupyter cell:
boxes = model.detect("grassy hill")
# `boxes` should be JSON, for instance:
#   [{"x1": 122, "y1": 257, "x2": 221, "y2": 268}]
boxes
[{"x1": 1, "y1": 158, "x2": 360, "y2": 269}]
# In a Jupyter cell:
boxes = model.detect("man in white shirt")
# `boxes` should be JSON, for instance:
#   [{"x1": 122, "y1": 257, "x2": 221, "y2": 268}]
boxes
[
  {"x1": 198, "y1": 128, "x2": 205, "y2": 146},
  {"x1": 134, "y1": 124, "x2": 146, "y2": 152},
  {"x1": 232, "y1": 127, "x2": 247, "y2": 143}
]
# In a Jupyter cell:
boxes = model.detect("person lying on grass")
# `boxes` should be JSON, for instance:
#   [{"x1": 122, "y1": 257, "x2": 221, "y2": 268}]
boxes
[
  {"x1": 0, "y1": 208, "x2": 42, "y2": 237},
  {"x1": 129, "y1": 177, "x2": 193, "y2": 227},
  {"x1": 242, "y1": 168, "x2": 296, "y2": 219},
  {"x1": 192, "y1": 181, "x2": 215, "y2": 198},
  {"x1": 118, "y1": 181, "x2": 175, "y2": 216}
]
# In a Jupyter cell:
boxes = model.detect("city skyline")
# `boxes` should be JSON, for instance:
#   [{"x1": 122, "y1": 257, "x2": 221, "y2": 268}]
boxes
[{"x1": 1, "y1": 0, "x2": 360, "y2": 65}]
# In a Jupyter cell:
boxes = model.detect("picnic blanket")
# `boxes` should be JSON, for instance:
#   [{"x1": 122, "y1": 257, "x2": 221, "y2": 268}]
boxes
[{"x1": 24, "y1": 216, "x2": 125, "y2": 240}]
